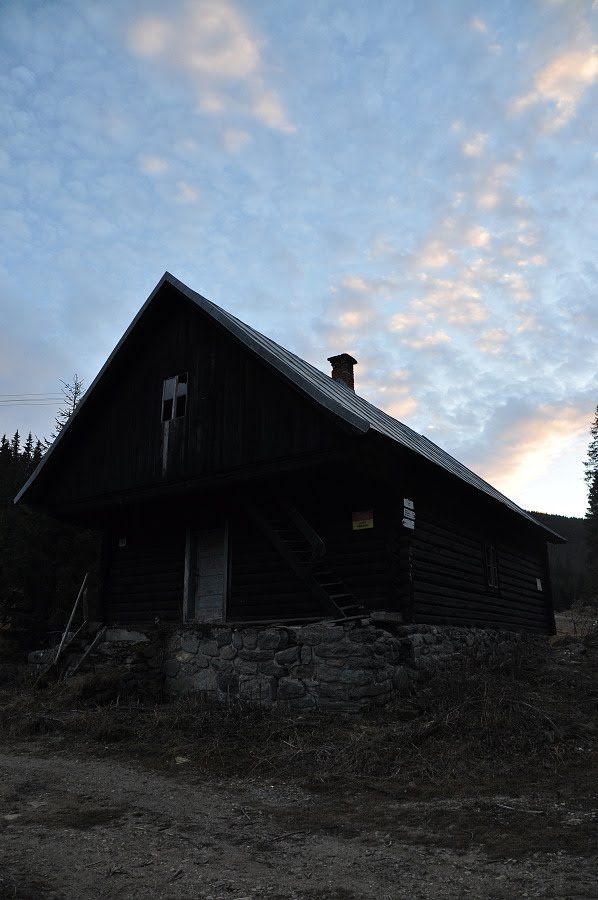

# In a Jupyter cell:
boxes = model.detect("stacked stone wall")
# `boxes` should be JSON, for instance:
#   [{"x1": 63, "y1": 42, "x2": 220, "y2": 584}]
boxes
[{"x1": 79, "y1": 620, "x2": 546, "y2": 711}]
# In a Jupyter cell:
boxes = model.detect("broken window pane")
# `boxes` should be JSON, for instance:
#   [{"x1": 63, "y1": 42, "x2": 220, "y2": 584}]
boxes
[
  {"x1": 162, "y1": 376, "x2": 176, "y2": 422},
  {"x1": 162, "y1": 374, "x2": 188, "y2": 421}
]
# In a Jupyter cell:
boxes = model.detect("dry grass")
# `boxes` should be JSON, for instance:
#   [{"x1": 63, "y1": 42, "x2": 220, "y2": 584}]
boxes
[{"x1": 1, "y1": 634, "x2": 597, "y2": 794}]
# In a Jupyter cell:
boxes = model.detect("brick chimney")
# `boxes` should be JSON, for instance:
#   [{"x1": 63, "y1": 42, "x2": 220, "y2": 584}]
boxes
[{"x1": 328, "y1": 353, "x2": 357, "y2": 391}]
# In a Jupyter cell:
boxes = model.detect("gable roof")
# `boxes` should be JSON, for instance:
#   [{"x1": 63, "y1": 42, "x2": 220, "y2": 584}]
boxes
[{"x1": 15, "y1": 272, "x2": 564, "y2": 542}]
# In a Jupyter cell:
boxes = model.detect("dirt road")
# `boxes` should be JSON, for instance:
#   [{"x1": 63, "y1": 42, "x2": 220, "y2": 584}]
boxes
[{"x1": 1, "y1": 739, "x2": 596, "y2": 900}]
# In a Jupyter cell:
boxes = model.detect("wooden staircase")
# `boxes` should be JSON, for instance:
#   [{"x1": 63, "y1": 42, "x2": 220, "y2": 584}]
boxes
[{"x1": 249, "y1": 502, "x2": 364, "y2": 619}]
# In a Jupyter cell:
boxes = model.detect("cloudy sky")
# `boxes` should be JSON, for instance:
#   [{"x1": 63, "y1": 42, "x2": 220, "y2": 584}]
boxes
[{"x1": 1, "y1": 0, "x2": 597, "y2": 517}]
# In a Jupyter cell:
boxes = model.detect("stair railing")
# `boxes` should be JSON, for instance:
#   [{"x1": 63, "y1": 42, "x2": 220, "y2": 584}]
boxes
[{"x1": 281, "y1": 502, "x2": 326, "y2": 564}]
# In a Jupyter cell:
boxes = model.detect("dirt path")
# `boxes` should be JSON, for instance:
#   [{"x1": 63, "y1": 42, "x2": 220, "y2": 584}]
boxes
[{"x1": 0, "y1": 740, "x2": 596, "y2": 899}]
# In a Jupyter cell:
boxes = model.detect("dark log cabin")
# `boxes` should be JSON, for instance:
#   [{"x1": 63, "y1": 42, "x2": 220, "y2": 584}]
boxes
[{"x1": 16, "y1": 273, "x2": 563, "y2": 633}]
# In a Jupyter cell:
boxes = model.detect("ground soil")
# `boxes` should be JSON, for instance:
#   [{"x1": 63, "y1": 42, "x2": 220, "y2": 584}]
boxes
[
  {"x1": 1, "y1": 621, "x2": 597, "y2": 899},
  {"x1": 0, "y1": 739, "x2": 596, "y2": 900}
]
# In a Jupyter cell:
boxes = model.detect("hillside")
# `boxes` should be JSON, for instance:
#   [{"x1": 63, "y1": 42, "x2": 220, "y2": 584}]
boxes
[{"x1": 529, "y1": 511, "x2": 590, "y2": 609}]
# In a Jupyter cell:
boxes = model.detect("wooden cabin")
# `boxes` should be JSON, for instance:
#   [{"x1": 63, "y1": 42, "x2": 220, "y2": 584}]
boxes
[{"x1": 16, "y1": 273, "x2": 563, "y2": 633}]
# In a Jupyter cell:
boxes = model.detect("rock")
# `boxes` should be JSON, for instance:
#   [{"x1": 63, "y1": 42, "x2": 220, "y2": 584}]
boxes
[
  {"x1": 257, "y1": 629, "x2": 288, "y2": 651},
  {"x1": 214, "y1": 628, "x2": 232, "y2": 647},
  {"x1": 238, "y1": 648, "x2": 276, "y2": 662},
  {"x1": 199, "y1": 639, "x2": 220, "y2": 657},
  {"x1": 336, "y1": 669, "x2": 375, "y2": 686},
  {"x1": 348, "y1": 682, "x2": 390, "y2": 699},
  {"x1": 180, "y1": 633, "x2": 200, "y2": 654},
  {"x1": 314, "y1": 665, "x2": 348, "y2": 683},
  {"x1": 275, "y1": 646, "x2": 299, "y2": 665},
  {"x1": 211, "y1": 659, "x2": 234, "y2": 673},
  {"x1": 316, "y1": 682, "x2": 348, "y2": 700},
  {"x1": 313, "y1": 642, "x2": 357, "y2": 659},
  {"x1": 234, "y1": 658, "x2": 259, "y2": 674},
  {"x1": 257, "y1": 661, "x2": 287, "y2": 677},
  {"x1": 239, "y1": 675, "x2": 277, "y2": 702},
  {"x1": 287, "y1": 695, "x2": 317, "y2": 710},
  {"x1": 220, "y1": 645, "x2": 237, "y2": 660},
  {"x1": 242, "y1": 630, "x2": 258, "y2": 650},
  {"x1": 232, "y1": 631, "x2": 244, "y2": 650},
  {"x1": 104, "y1": 628, "x2": 149, "y2": 644},
  {"x1": 277, "y1": 678, "x2": 306, "y2": 699},
  {"x1": 163, "y1": 658, "x2": 180, "y2": 678},
  {"x1": 300, "y1": 646, "x2": 312, "y2": 665},
  {"x1": 192, "y1": 668, "x2": 218, "y2": 692}
]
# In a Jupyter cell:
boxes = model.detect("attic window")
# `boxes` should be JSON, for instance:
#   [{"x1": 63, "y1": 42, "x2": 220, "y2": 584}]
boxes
[
  {"x1": 162, "y1": 373, "x2": 187, "y2": 422},
  {"x1": 485, "y1": 544, "x2": 499, "y2": 590}
]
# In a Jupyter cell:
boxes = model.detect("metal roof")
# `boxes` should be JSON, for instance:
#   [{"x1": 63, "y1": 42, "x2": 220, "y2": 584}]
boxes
[{"x1": 15, "y1": 272, "x2": 565, "y2": 542}]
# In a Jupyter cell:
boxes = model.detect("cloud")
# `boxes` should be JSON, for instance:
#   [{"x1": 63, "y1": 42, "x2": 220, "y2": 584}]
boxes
[
  {"x1": 128, "y1": 1, "x2": 295, "y2": 133},
  {"x1": 222, "y1": 127, "x2": 251, "y2": 153},
  {"x1": 462, "y1": 132, "x2": 488, "y2": 157},
  {"x1": 475, "y1": 328, "x2": 509, "y2": 355},
  {"x1": 138, "y1": 154, "x2": 169, "y2": 174},
  {"x1": 512, "y1": 47, "x2": 598, "y2": 130},
  {"x1": 470, "y1": 17, "x2": 488, "y2": 35},
  {"x1": 418, "y1": 239, "x2": 454, "y2": 268},
  {"x1": 472, "y1": 402, "x2": 592, "y2": 500},
  {"x1": 339, "y1": 309, "x2": 373, "y2": 328},
  {"x1": 400, "y1": 330, "x2": 451, "y2": 350},
  {"x1": 466, "y1": 225, "x2": 491, "y2": 248},
  {"x1": 411, "y1": 276, "x2": 489, "y2": 326},
  {"x1": 175, "y1": 181, "x2": 200, "y2": 203},
  {"x1": 341, "y1": 275, "x2": 370, "y2": 293}
]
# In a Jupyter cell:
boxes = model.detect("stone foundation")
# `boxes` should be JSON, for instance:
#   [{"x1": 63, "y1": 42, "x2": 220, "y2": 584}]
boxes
[{"x1": 77, "y1": 621, "x2": 545, "y2": 711}]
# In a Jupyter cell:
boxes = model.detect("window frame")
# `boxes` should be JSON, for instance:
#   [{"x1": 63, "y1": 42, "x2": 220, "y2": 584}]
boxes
[
  {"x1": 484, "y1": 542, "x2": 500, "y2": 591},
  {"x1": 162, "y1": 372, "x2": 188, "y2": 423}
]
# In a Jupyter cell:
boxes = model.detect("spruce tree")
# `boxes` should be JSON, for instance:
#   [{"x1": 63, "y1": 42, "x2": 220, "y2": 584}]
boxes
[
  {"x1": 23, "y1": 432, "x2": 33, "y2": 462},
  {"x1": 584, "y1": 404, "x2": 598, "y2": 597},
  {"x1": 53, "y1": 375, "x2": 84, "y2": 439}
]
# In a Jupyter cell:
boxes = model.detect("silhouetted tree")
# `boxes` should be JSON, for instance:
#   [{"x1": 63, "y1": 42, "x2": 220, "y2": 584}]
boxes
[
  {"x1": 0, "y1": 379, "x2": 99, "y2": 649},
  {"x1": 584, "y1": 405, "x2": 598, "y2": 597},
  {"x1": 46, "y1": 374, "x2": 84, "y2": 447}
]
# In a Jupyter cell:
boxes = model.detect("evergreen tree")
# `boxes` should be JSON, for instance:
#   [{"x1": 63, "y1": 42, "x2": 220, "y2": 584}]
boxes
[
  {"x1": 0, "y1": 409, "x2": 99, "y2": 646},
  {"x1": 30, "y1": 440, "x2": 43, "y2": 474},
  {"x1": 47, "y1": 374, "x2": 84, "y2": 445},
  {"x1": 23, "y1": 432, "x2": 34, "y2": 463},
  {"x1": 0, "y1": 435, "x2": 10, "y2": 468},
  {"x1": 10, "y1": 430, "x2": 20, "y2": 459},
  {"x1": 584, "y1": 405, "x2": 598, "y2": 597}
]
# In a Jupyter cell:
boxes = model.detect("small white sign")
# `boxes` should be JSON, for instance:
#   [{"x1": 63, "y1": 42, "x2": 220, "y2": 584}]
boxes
[
  {"x1": 403, "y1": 498, "x2": 414, "y2": 510},
  {"x1": 403, "y1": 508, "x2": 415, "y2": 521},
  {"x1": 536, "y1": 578, "x2": 543, "y2": 591},
  {"x1": 402, "y1": 517, "x2": 415, "y2": 530},
  {"x1": 118, "y1": 537, "x2": 127, "y2": 548}
]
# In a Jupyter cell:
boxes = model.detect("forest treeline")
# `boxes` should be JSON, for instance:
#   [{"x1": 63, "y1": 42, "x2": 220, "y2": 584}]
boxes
[
  {"x1": 528, "y1": 511, "x2": 591, "y2": 610},
  {"x1": 0, "y1": 431, "x2": 99, "y2": 640}
]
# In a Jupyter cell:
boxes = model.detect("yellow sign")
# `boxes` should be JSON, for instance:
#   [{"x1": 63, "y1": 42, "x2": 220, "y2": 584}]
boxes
[{"x1": 352, "y1": 510, "x2": 374, "y2": 530}]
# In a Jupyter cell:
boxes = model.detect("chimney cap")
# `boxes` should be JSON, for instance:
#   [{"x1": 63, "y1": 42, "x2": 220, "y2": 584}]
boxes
[{"x1": 327, "y1": 353, "x2": 358, "y2": 366}]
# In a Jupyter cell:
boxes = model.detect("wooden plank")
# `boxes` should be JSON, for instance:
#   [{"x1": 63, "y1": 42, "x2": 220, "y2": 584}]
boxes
[
  {"x1": 413, "y1": 610, "x2": 545, "y2": 633},
  {"x1": 412, "y1": 591, "x2": 545, "y2": 625}
]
